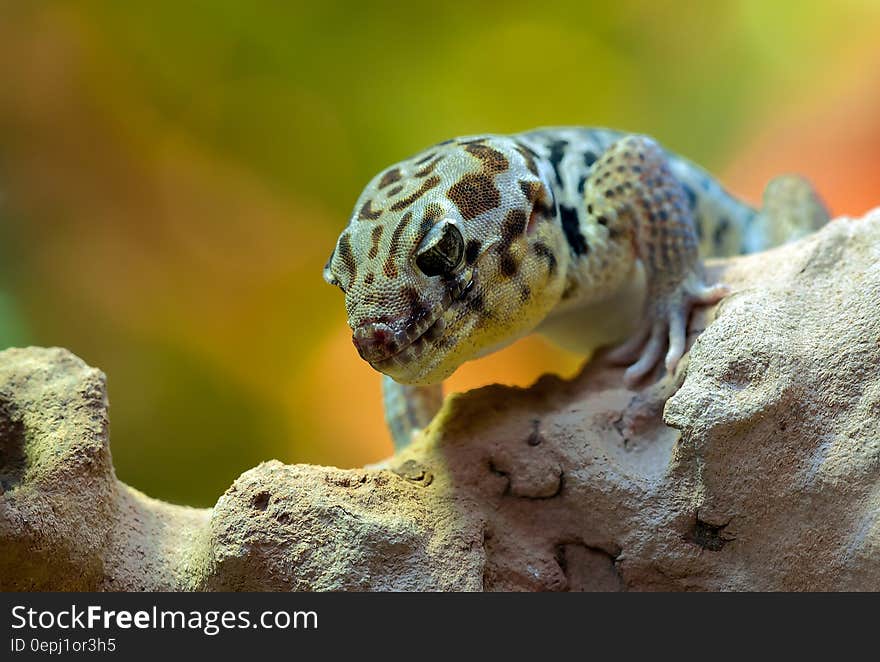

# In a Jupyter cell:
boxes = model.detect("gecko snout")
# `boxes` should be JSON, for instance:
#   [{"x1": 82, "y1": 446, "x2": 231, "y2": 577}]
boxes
[{"x1": 352, "y1": 321, "x2": 407, "y2": 363}]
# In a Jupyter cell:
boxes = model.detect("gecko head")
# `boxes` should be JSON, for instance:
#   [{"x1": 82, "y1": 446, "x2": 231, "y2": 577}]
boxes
[{"x1": 324, "y1": 136, "x2": 569, "y2": 385}]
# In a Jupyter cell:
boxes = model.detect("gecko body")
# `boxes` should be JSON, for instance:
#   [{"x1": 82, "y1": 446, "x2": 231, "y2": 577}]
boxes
[{"x1": 324, "y1": 128, "x2": 828, "y2": 448}]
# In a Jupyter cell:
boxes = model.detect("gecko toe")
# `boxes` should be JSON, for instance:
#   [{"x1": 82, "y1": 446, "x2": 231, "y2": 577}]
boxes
[
  {"x1": 623, "y1": 322, "x2": 666, "y2": 387},
  {"x1": 664, "y1": 307, "x2": 687, "y2": 373},
  {"x1": 690, "y1": 282, "x2": 729, "y2": 306}
]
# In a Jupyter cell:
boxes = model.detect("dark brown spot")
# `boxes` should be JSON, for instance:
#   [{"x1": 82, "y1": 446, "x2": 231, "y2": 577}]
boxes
[
  {"x1": 515, "y1": 142, "x2": 540, "y2": 176},
  {"x1": 465, "y1": 239, "x2": 481, "y2": 265},
  {"x1": 390, "y1": 176, "x2": 441, "y2": 211},
  {"x1": 368, "y1": 225, "x2": 383, "y2": 260},
  {"x1": 423, "y1": 202, "x2": 443, "y2": 223},
  {"x1": 414, "y1": 156, "x2": 443, "y2": 178},
  {"x1": 414, "y1": 151, "x2": 437, "y2": 166},
  {"x1": 383, "y1": 211, "x2": 411, "y2": 278},
  {"x1": 534, "y1": 197, "x2": 555, "y2": 220},
  {"x1": 364, "y1": 272, "x2": 375, "y2": 285},
  {"x1": 337, "y1": 234, "x2": 357, "y2": 282},
  {"x1": 446, "y1": 173, "x2": 500, "y2": 220},
  {"x1": 494, "y1": 209, "x2": 527, "y2": 279},
  {"x1": 519, "y1": 284, "x2": 531, "y2": 302},
  {"x1": 418, "y1": 203, "x2": 443, "y2": 237},
  {"x1": 520, "y1": 180, "x2": 552, "y2": 234},
  {"x1": 388, "y1": 211, "x2": 412, "y2": 257},
  {"x1": 533, "y1": 241, "x2": 557, "y2": 276},
  {"x1": 378, "y1": 168, "x2": 402, "y2": 189},
  {"x1": 387, "y1": 184, "x2": 404, "y2": 197},
  {"x1": 518, "y1": 179, "x2": 547, "y2": 204},
  {"x1": 464, "y1": 143, "x2": 509, "y2": 174},
  {"x1": 502, "y1": 209, "x2": 527, "y2": 241},
  {"x1": 359, "y1": 199, "x2": 382, "y2": 221},
  {"x1": 499, "y1": 252, "x2": 519, "y2": 277}
]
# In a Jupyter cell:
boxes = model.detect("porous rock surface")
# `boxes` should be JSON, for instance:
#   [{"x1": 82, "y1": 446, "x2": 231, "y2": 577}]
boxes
[{"x1": 1, "y1": 210, "x2": 879, "y2": 591}]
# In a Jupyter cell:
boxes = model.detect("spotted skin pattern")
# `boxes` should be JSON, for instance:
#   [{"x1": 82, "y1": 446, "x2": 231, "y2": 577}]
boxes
[{"x1": 324, "y1": 127, "x2": 828, "y2": 448}]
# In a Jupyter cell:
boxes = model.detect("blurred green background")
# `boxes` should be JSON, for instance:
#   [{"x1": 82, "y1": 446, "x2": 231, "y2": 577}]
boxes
[{"x1": 1, "y1": 0, "x2": 879, "y2": 506}]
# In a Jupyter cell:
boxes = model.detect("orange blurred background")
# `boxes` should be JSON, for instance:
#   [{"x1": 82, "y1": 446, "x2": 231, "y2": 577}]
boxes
[{"x1": 0, "y1": 1, "x2": 878, "y2": 505}]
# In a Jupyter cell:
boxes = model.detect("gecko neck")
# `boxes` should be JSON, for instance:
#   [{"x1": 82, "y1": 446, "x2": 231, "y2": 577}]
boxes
[{"x1": 537, "y1": 259, "x2": 646, "y2": 356}]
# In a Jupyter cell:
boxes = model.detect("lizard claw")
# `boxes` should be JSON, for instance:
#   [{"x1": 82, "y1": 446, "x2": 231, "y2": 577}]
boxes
[{"x1": 610, "y1": 278, "x2": 729, "y2": 388}]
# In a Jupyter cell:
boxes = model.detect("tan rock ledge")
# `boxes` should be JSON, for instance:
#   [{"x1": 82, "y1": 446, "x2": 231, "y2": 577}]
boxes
[{"x1": 1, "y1": 209, "x2": 879, "y2": 591}]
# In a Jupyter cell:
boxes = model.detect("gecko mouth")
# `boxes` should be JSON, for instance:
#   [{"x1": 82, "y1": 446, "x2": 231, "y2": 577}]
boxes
[{"x1": 353, "y1": 277, "x2": 475, "y2": 368}]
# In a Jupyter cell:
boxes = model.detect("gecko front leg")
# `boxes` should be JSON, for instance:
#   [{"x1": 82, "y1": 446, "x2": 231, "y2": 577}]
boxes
[
  {"x1": 593, "y1": 136, "x2": 729, "y2": 386},
  {"x1": 382, "y1": 376, "x2": 443, "y2": 449}
]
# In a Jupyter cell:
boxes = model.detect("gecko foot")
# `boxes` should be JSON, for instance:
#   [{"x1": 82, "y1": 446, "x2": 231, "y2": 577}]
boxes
[{"x1": 607, "y1": 276, "x2": 729, "y2": 388}]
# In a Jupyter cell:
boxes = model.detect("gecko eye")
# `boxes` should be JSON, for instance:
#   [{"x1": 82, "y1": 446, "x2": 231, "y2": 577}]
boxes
[
  {"x1": 415, "y1": 222, "x2": 464, "y2": 277},
  {"x1": 322, "y1": 250, "x2": 345, "y2": 292},
  {"x1": 323, "y1": 269, "x2": 342, "y2": 290}
]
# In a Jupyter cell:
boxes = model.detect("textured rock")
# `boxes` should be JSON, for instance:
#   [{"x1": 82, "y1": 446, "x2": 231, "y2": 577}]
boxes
[{"x1": 1, "y1": 209, "x2": 879, "y2": 591}]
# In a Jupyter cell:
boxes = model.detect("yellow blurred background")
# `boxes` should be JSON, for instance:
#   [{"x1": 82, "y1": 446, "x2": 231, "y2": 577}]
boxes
[{"x1": 1, "y1": 0, "x2": 878, "y2": 506}]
